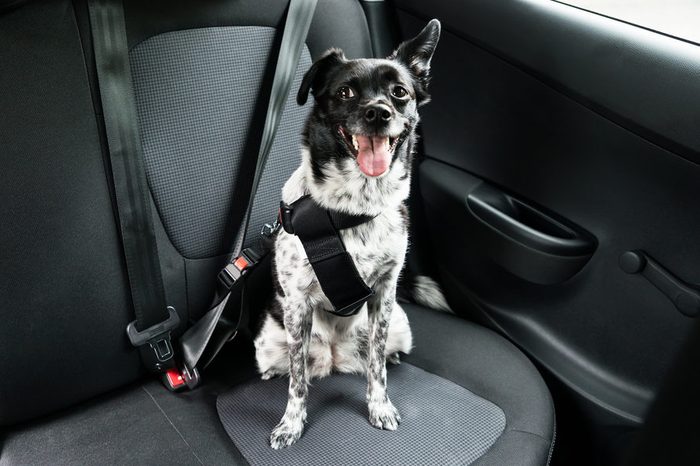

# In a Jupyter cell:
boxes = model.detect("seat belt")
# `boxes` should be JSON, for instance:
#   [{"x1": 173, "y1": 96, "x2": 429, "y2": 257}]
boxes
[
  {"x1": 178, "y1": 0, "x2": 318, "y2": 381},
  {"x1": 88, "y1": 0, "x2": 179, "y2": 374}
]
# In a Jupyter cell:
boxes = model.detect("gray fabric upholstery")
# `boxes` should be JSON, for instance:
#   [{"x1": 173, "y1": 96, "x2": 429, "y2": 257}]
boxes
[
  {"x1": 218, "y1": 363, "x2": 506, "y2": 466},
  {"x1": 212, "y1": 305, "x2": 555, "y2": 466},
  {"x1": 130, "y1": 26, "x2": 311, "y2": 258},
  {"x1": 123, "y1": 0, "x2": 374, "y2": 61},
  {"x1": 243, "y1": 89, "x2": 310, "y2": 248},
  {"x1": 402, "y1": 304, "x2": 556, "y2": 465},
  {"x1": 2, "y1": 306, "x2": 554, "y2": 465},
  {"x1": 1, "y1": 380, "x2": 247, "y2": 466},
  {"x1": 121, "y1": 0, "x2": 374, "y2": 324}
]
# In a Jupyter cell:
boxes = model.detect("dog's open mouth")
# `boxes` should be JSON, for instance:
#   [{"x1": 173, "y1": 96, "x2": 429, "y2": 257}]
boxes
[{"x1": 338, "y1": 126, "x2": 401, "y2": 177}]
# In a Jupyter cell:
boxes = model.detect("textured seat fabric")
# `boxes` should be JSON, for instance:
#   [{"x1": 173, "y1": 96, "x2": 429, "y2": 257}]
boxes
[
  {"x1": 216, "y1": 305, "x2": 555, "y2": 466},
  {"x1": 1, "y1": 305, "x2": 554, "y2": 465},
  {"x1": 0, "y1": 380, "x2": 247, "y2": 466},
  {"x1": 403, "y1": 305, "x2": 555, "y2": 465},
  {"x1": 0, "y1": 336, "x2": 259, "y2": 466},
  {"x1": 219, "y1": 305, "x2": 555, "y2": 466},
  {"x1": 119, "y1": 0, "x2": 376, "y2": 320},
  {"x1": 129, "y1": 26, "x2": 312, "y2": 259},
  {"x1": 218, "y1": 363, "x2": 507, "y2": 466}
]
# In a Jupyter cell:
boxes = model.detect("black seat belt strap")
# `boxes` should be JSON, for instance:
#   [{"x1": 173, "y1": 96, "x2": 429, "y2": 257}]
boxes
[
  {"x1": 88, "y1": 0, "x2": 178, "y2": 373},
  {"x1": 179, "y1": 0, "x2": 318, "y2": 375}
]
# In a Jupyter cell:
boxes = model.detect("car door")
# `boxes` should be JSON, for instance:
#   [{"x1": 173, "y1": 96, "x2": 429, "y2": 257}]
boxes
[{"x1": 389, "y1": 0, "x2": 700, "y2": 464}]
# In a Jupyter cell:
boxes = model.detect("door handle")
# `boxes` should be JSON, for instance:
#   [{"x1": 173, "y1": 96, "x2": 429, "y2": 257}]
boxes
[
  {"x1": 619, "y1": 250, "x2": 700, "y2": 317},
  {"x1": 467, "y1": 188, "x2": 592, "y2": 257},
  {"x1": 466, "y1": 184, "x2": 596, "y2": 285}
]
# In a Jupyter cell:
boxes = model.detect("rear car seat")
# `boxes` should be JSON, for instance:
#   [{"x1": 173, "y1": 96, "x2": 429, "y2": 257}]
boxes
[{"x1": 0, "y1": 0, "x2": 555, "y2": 464}]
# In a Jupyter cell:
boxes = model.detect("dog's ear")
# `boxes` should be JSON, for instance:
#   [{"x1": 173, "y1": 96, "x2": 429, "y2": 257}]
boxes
[
  {"x1": 297, "y1": 48, "x2": 346, "y2": 106},
  {"x1": 388, "y1": 19, "x2": 441, "y2": 105}
]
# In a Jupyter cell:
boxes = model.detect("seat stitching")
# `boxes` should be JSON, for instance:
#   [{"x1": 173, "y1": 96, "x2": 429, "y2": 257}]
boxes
[
  {"x1": 506, "y1": 428, "x2": 553, "y2": 443},
  {"x1": 141, "y1": 385, "x2": 205, "y2": 465}
]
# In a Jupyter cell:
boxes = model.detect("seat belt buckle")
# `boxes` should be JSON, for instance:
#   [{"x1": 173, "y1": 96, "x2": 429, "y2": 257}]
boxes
[
  {"x1": 126, "y1": 306, "x2": 180, "y2": 365},
  {"x1": 162, "y1": 363, "x2": 201, "y2": 392},
  {"x1": 217, "y1": 248, "x2": 260, "y2": 290}
]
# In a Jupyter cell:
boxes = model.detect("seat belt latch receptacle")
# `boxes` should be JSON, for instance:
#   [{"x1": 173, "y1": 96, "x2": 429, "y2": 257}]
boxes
[{"x1": 126, "y1": 306, "x2": 180, "y2": 364}]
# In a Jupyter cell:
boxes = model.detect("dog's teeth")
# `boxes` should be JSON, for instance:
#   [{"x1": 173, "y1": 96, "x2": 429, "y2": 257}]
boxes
[{"x1": 352, "y1": 135, "x2": 359, "y2": 151}]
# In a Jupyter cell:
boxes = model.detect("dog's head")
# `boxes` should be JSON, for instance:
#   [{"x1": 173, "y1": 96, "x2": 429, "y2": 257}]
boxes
[{"x1": 298, "y1": 19, "x2": 440, "y2": 210}]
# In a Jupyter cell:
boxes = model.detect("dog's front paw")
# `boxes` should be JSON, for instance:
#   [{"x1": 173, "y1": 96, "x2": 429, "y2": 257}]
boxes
[
  {"x1": 270, "y1": 418, "x2": 305, "y2": 449},
  {"x1": 368, "y1": 399, "x2": 401, "y2": 431}
]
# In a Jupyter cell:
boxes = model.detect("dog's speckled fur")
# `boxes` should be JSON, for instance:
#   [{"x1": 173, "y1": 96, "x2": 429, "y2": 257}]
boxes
[{"x1": 253, "y1": 20, "x2": 441, "y2": 449}]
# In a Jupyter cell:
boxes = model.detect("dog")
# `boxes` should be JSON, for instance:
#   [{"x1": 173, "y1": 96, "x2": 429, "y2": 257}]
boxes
[{"x1": 254, "y1": 19, "x2": 442, "y2": 449}]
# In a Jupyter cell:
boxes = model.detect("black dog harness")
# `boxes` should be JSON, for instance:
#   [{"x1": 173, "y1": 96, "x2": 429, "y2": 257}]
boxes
[{"x1": 279, "y1": 195, "x2": 376, "y2": 316}]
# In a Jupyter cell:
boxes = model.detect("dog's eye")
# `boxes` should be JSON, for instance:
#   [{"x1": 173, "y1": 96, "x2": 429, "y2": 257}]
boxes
[
  {"x1": 391, "y1": 85, "x2": 409, "y2": 99},
  {"x1": 336, "y1": 86, "x2": 355, "y2": 100}
]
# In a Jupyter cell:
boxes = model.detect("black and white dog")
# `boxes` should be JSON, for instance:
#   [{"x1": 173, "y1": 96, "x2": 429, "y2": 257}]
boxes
[{"x1": 254, "y1": 19, "x2": 442, "y2": 449}]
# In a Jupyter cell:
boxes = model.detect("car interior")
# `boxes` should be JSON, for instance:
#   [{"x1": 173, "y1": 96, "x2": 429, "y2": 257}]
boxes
[{"x1": 1, "y1": 0, "x2": 699, "y2": 465}]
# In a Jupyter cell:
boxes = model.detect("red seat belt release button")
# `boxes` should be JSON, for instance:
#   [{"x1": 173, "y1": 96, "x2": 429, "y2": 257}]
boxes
[
  {"x1": 234, "y1": 256, "x2": 249, "y2": 271},
  {"x1": 164, "y1": 368, "x2": 186, "y2": 390}
]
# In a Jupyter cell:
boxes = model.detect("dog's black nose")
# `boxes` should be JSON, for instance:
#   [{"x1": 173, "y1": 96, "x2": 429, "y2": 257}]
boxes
[{"x1": 364, "y1": 103, "x2": 392, "y2": 123}]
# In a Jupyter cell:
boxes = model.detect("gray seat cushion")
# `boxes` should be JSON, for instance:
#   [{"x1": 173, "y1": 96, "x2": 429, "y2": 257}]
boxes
[
  {"x1": 0, "y1": 380, "x2": 247, "y2": 466},
  {"x1": 403, "y1": 304, "x2": 555, "y2": 465},
  {"x1": 0, "y1": 305, "x2": 554, "y2": 465},
  {"x1": 218, "y1": 363, "x2": 507, "y2": 466},
  {"x1": 217, "y1": 304, "x2": 555, "y2": 466}
]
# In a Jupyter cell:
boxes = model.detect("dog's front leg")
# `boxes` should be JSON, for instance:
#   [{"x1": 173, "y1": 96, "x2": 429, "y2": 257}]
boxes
[
  {"x1": 366, "y1": 280, "x2": 401, "y2": 430},
  {"x1": 269, "y1": 297, "x2": 313, "y2": 449}
]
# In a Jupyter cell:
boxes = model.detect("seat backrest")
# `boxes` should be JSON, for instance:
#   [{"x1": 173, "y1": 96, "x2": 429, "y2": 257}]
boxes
[
  {"x1": 0, "y1": 0, "x2": 142, "y2": 425},
  {"x1": 121, "y1": 0, "x2": 373, "y2": 318},
  {"x1": 0, "y1": 0, "x2": 372, "y2": 426}
]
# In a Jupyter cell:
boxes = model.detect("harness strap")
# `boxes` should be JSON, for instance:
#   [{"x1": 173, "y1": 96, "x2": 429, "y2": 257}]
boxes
[{"x1": 280, "y1": 195, "x2": 376, "y2": 316}]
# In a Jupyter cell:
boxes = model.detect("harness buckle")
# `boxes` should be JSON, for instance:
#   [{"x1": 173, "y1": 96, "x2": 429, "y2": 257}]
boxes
[
  {"x1": 218, "y1": 262, "x2": 242, "y2": 289},
  {"x1": 126, "y1": 306, "x2": 180, "y2": 364},
  {"x1": 279, "y1": 201, "x2": 294, "y2": 234},
  {"x1": 216, "y1": 248, "x2": 260, "y2": 290},
  {"x1": 261, "y1": 220, "x2": 280, "y2": 238}
]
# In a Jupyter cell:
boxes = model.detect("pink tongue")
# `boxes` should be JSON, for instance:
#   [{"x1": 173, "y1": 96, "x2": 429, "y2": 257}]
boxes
[{"x1": 355, "y1": 135, "x2": 391, "y2": 177}]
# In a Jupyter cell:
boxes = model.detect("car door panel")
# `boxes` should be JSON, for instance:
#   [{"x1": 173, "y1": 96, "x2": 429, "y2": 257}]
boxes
[{"x1": 392, "y1": 0, "x2": 700, "y2": 431}]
